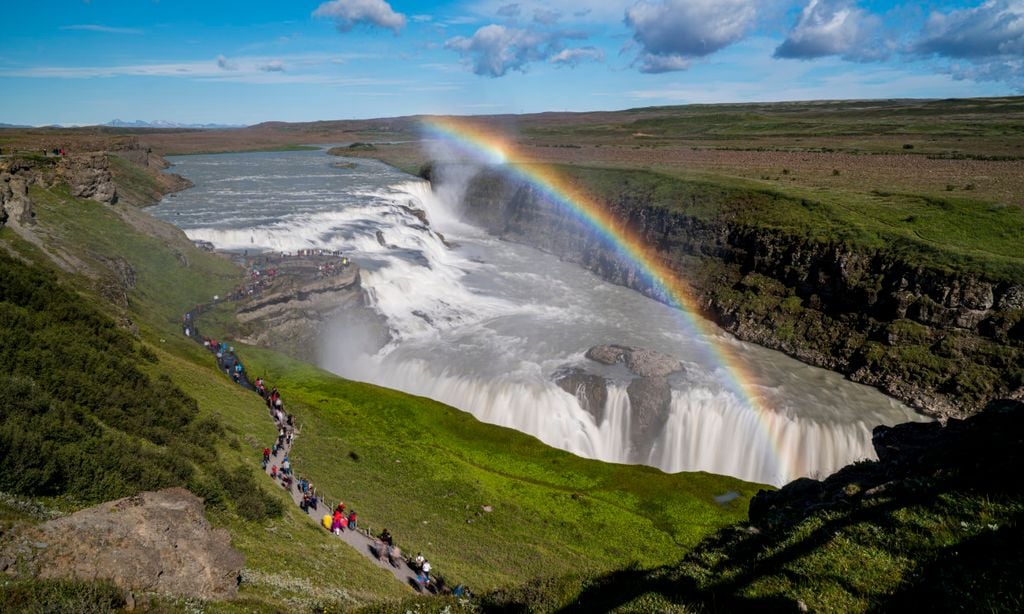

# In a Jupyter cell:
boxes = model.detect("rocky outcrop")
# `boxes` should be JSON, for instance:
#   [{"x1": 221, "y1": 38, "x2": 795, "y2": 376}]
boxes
[
  {"x1": 0, "y1": 488, "x2": 244, "y2": 601},
  {"x1": 585, "y1": 345, "x2": 683, "y2": 378},
  {"x1": 0, "y1": 159, "x2": 37, "y2": 226},
  {"x1": 59, "y1": 153, "x2": 117, "y2": 203},
  {"x1": 234, "y1": 259, "x2": 364, "y2": 363},
  {"x1": 626, "y1": 376, "x2": 673, "y2": 448},
  {"x1": 554, "y1": 367, "x2": 609, "y2": 423},
  {"x1": 453, "y1": 168, "x2": 1024, "y2": 418}
]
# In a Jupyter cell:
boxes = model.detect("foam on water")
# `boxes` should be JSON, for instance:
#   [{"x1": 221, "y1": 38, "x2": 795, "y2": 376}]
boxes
[{"x1": 152, "y1": 149, "x2": 929, "y2": 486}]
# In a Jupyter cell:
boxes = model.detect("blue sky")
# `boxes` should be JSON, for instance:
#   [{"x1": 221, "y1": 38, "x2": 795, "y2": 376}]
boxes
[{"x1": 1, "y1": 0, "x2": 1021, "y2": 125}]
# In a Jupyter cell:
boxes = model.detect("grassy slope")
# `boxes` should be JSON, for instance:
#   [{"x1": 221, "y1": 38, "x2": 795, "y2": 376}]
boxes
[
  {"x1": 552, "y1": 164, "x2": 1024, "y2": 282},
  {"x1": 229, "y1": 346, "x2": 758, "y2": 592},
  {"x1": 1, "y1": 189, "x2": 412, "y2": 609}
]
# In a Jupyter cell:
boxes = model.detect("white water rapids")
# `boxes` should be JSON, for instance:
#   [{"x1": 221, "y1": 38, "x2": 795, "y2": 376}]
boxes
[{"x1": 152, "y1": 149, "x2": 929, "y2": 486}]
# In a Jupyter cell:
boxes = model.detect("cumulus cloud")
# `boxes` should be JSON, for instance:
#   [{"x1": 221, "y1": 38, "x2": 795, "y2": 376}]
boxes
[
  {"x1": 916, "y1": 0, "x2": 1024, "y2": 59},
  {"x1": 445, "y1": 24, "x2": 582, "y2": 76},
  {"x1": 625, "y1": 0, "x2": 759, "y2": 73},
  {"x1": 911, "y1": 0, "x2": 1024, "y2": 86},
  {"x1": 775, "y1": 0, "x2": 886, "y2": 61},
  {"x1": 313, "y1": 0, "x2": 407, "y2": 34},
  {"x1": 216, "y1": 54, "x2": 237, "y2": 70},
  {"x1": 550, "y1": 46, "x2": 605, "y2": 67},
  {"x1": 259, "y1": 60, "x2": 285, "y2": 72}
]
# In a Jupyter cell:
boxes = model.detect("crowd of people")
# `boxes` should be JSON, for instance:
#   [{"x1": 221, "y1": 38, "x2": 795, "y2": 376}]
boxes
[{"x1": 183, "y1": 303, "x2": 467, "y2": 597}]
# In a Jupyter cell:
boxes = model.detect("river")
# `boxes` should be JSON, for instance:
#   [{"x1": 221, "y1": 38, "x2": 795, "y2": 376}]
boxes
[{"x1": 152, "y1": 148, "x2": 929, "y2": 486}]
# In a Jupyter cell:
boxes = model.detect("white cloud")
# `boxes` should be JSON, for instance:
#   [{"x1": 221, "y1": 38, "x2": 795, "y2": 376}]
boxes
[
  {"x1": 312, "y1": 0, "x2": 407, "y2": 34},
  {"x1": 0, "y1": 54, "x2": 395, "y2": 86},
  {"x1": 551, "y1": 46, "x2": 605, "y2": 67},
  {"x1": 445, "y1": 24, "x2": 583, "y2": 76},
  {"x1": 59, "y1": 24, "x2": 142, "y2": 35},
  {"x1": 916, "y1": 0, "x2": 1024, "y2": 58},
  {"x1": 775, "y1": 0, "x2": 887, "y2": 61},
  {"x1": 913, "y1": 0, "x2": 1024, "y2": 86},
  {"x1": 625, "y1": 0, "x2": 759, "y2": 73}
]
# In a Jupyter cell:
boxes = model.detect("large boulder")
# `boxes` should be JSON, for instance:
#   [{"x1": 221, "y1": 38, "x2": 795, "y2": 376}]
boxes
[
  {"x1": 624, "y1": 348, "x2": 683, "y2": 378},
  {"x1": 586, "y1": 344, "x2": 683, "y2": 378},
  {"x1": 1, "y1": 488, "x2": 244, "y2": 601},
  {"x1": 554, "y1": 367, "x2": 609, "y2": 424},
  {"x1": 626, "y1": 376, "x2": 673, "y2": 449}
]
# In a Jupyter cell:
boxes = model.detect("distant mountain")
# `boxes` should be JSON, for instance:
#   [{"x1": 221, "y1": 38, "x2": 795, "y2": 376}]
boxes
[
  {"x1": 103, "y1": 119, "x2": 246, "y2": 129},
  {"x1": 0, "y1": 122, "x2": 32, "y2": 128}
]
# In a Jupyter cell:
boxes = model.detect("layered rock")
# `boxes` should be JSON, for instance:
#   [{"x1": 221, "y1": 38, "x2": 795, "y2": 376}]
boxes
[
  {"x1": 0, "y1": 488, "x2": 244, "y2": 601},
  {"x1": 234, "y1": 259, "x2": 363, "y2": 363},
  {"x1": 59, "y1": 153, "x2": 117, "y2": 203},
  {"x1": 0, "y1": 158, "x2": 36, "y2": 226}
]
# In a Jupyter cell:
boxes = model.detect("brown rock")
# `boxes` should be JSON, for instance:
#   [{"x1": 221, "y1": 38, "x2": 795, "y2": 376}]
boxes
[
  {"x1": 623, "y1": 348, "x2": 682, "y2": 378},
  {"x1": 59, "y1": 153, "x2": 117, "y2": 204},
  {"x1": 585, "y1": 344, "x2": 628, "y2": 365},
  {"x1": 5, "y1": 488, "x2": 243, "y2": 601}
]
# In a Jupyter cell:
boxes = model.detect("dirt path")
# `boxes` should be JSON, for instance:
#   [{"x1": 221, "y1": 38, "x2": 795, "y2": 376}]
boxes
[
  {"x1": 183, "y1": 303, "x2": 433, "y2": 594},
  {"x1": 262, "y1": 429, "x2": 425, "y2": 590}
]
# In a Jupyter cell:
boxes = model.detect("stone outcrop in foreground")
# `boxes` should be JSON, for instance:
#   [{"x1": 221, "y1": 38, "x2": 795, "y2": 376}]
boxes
[{"x1": 1, "y1": 488, "x2": 244, "y2": 602}]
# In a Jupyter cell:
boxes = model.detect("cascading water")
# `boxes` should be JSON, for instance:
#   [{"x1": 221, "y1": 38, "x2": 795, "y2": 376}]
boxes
[{"x1": 153, "y1": 149, "x2": 929, "y2": 487}]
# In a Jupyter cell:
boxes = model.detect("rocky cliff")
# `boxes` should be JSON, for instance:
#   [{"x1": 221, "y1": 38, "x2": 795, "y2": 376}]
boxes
[
  {"x1": 233, "y1": 259, "x2": 364, "y2": 363},
  {"x1": 451, "y1": 167, "x2": 1024, "y2": 418}
]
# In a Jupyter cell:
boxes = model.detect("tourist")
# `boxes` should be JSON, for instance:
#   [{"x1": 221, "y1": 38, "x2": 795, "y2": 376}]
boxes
[
  {"x1": 347, "y1": 510, "x2": 357, "y2": 531},
  {"x1": 414, "y1": 552, "x2": 425, "y2": 572}
]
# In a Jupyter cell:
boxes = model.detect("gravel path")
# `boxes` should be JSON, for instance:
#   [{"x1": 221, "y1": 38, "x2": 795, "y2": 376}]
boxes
[
  {"x1": 262, "y1": 429, "x2": 425, "y2": 590},
  {"x1": 183, "y1": 303, "x2": 432, "y2": 594}
]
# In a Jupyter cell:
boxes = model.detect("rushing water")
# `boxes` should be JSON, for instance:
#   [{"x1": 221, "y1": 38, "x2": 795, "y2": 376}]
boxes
[{"x1": 152, "y1": 148, "x2": 929, "y2": 486}]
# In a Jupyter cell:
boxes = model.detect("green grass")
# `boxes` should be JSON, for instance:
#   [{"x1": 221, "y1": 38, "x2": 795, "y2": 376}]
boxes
[
  {"x1": 27, "y1": 183, "x2": 239, "y2": 332},
  {"x1": 229, "y1": 345, "x2": 760, "y2": 592},
  {"x1": 544, "y1": 164, "x2": 1024, "y2": 282}
]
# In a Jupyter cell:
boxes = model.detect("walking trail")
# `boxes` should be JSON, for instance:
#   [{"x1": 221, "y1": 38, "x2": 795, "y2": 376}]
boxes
[
  {"x1": 182, "y1": 301, "x2": 436, "y2": 594},
  {"x1": 263, "y1": 425, "x2": 424, "y2": 590}
]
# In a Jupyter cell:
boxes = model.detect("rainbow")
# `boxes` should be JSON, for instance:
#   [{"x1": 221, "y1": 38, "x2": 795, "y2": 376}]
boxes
[{"x1": 422, "y1": 115, "x2": 796, "y2": 483}]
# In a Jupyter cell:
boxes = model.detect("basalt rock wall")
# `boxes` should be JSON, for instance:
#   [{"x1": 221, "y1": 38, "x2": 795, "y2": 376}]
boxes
[{"x1": 452, "y1": 168, "x2": 1024, "y2": 418}]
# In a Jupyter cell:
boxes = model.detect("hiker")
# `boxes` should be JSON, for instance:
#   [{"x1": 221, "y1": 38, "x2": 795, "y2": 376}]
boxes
[
  {"x1": 422, "y1": 560, "x2": 431, "y2": 581},
  {"x1": 331, "y1": 509, "x2": 343, "y2": 534},
  {"x1": 414, "y1": 553, "x2": 425, "y2": 572},
  {"x1": 282, "y1": 457, "x2": 290, "y2": 475},
  {"x1": 347, "y1": 510, "x2": 357, "y2": 531},
  {"x1": 270, "y1": 465, "x2": 278, "y2": 478}
]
